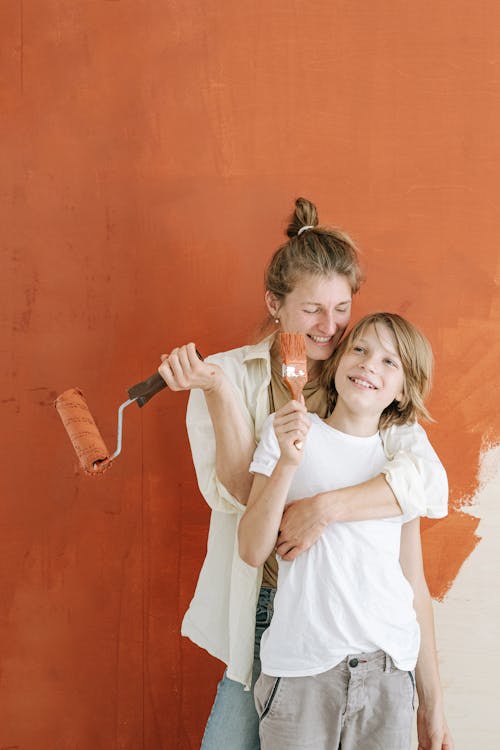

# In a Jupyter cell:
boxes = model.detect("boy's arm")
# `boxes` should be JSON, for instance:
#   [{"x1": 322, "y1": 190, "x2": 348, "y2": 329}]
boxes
[
  {"x1": 277, "y1": 423, "x2": 448, "y2": 560},
  {"x1": 238, "y1": 399, "x2": 310, "y2": 567},
  {"x1": 238, "y1": 464, "x2": 297, "y2": 567},
  {"x1": 399, "y1": 519, "x2": 454, "y2": 750}
]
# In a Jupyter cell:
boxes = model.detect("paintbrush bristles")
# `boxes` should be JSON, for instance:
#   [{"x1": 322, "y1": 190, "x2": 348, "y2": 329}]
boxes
[
  {"x1": 279, "y1": 333, "x2": 308, "y2": 401},
  {"x1": 279, "y1": 333, "x2": 307, "y2": 362}
]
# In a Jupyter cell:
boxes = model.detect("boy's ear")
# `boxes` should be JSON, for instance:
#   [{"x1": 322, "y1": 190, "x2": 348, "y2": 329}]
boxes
[{"x1": 265, "y1": 290, "x2": 280, "y2": 318}]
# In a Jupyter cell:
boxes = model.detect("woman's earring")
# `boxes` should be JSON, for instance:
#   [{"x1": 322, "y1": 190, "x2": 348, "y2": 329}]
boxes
[{"x1": 274, "y1": 318, "x2": 280, "y2": 324}]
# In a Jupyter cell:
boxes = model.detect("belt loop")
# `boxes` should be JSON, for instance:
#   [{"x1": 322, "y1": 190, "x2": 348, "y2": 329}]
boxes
[{"x1": 384, "y1": 653, "x2": 391, "y2": 673}]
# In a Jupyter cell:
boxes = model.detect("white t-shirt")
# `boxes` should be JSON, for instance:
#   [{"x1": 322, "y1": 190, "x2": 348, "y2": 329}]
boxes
[{"x1": 249, "y1": 413, "x2": 420, "y2": 677}]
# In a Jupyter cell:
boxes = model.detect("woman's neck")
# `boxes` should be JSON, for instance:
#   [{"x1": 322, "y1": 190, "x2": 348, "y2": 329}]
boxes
[{"x1": 306, "y1": 358, "x2": 323, "y2": 381}]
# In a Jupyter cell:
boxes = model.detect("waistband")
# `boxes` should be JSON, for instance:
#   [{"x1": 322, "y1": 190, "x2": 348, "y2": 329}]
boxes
[{"x1": 337, "y1": 650, "x2": 398, "y2": 674}]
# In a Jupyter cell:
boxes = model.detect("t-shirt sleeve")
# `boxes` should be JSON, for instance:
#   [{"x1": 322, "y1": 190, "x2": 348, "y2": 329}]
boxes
[
  {"x1": 380, "y1": 422, "x2": 448, "y2": 519},
  {"x1": 249, "y1": 413, "x2": 281, "y2": 477}
]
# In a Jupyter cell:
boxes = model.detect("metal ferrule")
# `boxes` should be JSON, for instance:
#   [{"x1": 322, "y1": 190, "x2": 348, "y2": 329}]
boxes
[{"x1": 282, "y1": 363, "x2": 306, "y2": 378}]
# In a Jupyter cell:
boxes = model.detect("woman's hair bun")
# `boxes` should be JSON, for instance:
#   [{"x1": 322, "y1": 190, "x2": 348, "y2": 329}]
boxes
[
  {"x1": 286, "y1": 197, "x2": 319, "y2": 238},
  {"x1": 265, "y1": 196, "x2": 363, "y2": 305}
]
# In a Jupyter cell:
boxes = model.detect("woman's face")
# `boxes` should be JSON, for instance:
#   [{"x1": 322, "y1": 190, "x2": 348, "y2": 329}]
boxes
[{"x1": 266, "y1": 273, "x2": 353, "y2": 369}]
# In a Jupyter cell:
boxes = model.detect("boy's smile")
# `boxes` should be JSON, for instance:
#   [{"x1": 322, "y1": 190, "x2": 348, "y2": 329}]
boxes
[
  {"x1": 347, "y1": 375, "x2": 377, "y2": 390},
  {"x1": 328, "y1": 322, "x2": 405, "y2": 435}
]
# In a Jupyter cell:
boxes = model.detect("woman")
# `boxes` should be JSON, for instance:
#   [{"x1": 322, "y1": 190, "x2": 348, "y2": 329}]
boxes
[{"x1": 159, "y1": 198, "x2": 448, "y2": 749}]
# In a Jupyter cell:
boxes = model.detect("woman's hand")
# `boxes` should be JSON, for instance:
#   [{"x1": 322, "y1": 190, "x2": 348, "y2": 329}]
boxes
[
  {"x1": 158, "y1": 342, "x2": 222, "y2": 393},
  {"x1": 273, "y1": 399, "x2": 310, "y2": 466},
  {"x1": 276, "y1": 494, "x2": 329, "y2": 559}
]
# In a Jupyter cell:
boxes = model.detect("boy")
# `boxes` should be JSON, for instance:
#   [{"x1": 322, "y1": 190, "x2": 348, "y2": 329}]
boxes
[{"x1": 238, "y1": 312, "x2": 452, "y2": 750}]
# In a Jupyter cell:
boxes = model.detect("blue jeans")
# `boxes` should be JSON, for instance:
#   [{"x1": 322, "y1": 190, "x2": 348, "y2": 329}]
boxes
[{"x1": 201, "y1": 586, "x2": 276, "y2": 750}]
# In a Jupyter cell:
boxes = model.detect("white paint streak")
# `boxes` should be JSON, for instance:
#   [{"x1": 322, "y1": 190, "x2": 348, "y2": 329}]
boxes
[{"x1": 412, "y1": 444, "x2": 500, "y2": 749}]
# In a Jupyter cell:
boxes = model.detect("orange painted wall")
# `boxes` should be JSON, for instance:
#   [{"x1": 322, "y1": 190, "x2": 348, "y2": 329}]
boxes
[{"x1": 1, "y1": 2, "x2": 499, "y2": 748}]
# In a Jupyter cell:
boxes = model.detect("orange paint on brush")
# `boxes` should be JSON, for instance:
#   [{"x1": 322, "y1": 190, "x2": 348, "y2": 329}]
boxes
[
  {"x1": 280, "y1": 333, "x2": 308, "y2": 449},
  {"x1": 280, "y1": 333, "x2": 308, "y2": 400}
]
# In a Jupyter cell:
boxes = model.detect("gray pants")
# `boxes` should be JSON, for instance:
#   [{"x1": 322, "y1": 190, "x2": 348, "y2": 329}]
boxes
[{"x1": 254, "y1": 651, "x2": 414, "y2": 750}]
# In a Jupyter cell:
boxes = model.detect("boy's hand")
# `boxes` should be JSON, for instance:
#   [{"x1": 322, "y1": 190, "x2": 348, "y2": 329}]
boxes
[
  {"x1": 158, "y1": 343, "x2": 222, "y2": 393},
  {"x1": 273, "y1": 400, "x2": 310, "y2": 466},
  {"x1": 417, "y1": 705, "x2": 454, "y2": 750}
]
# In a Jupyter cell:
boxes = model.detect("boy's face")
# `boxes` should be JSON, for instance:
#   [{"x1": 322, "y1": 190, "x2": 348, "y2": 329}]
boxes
[{"x1": 334, "y1": 322, "x2": 405, "y2": 420}]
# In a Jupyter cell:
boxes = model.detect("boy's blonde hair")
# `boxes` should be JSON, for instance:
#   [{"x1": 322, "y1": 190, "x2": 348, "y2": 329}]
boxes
[{"x1": 320, "y1": 312, "x2": 434, "y2": 429}]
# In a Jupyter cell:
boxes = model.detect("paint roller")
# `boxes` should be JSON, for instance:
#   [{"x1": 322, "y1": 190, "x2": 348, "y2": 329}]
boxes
[{"x1": 55, "y1": 352, "x2": 203, "y2": 475}]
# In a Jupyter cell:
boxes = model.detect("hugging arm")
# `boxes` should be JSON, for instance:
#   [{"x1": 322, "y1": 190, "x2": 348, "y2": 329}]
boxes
[{"x1": 277, "y1": 421, "x2": 448, "y2": 560}]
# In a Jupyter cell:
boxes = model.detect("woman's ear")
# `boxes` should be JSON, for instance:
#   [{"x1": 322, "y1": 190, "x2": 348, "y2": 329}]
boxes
[{"x1": 264, "y1": 290, "x2": 281, "y2": 319}]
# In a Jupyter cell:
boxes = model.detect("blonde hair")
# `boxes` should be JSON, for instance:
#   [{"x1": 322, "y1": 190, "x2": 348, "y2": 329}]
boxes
[
  {"x1": 265, "y1": 197, "x2": 364, "y2": 304},
  {"x1": 320, "y1": 312, "x2": 434, "y2": 428}
]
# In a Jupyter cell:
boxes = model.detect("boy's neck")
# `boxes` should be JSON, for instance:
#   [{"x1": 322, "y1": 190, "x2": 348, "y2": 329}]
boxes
[{"x1": 326, "y1": 401, "x2": 380, "y2": 437}]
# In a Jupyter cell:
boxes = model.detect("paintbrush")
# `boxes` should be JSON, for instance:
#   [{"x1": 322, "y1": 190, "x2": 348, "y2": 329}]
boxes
[{"x1": 279, "y1": 333, "x2": 308, "y2": 450}]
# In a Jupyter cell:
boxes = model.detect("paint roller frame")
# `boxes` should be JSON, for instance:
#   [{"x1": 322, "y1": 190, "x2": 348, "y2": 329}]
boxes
[{"x1": 55, "y1": 351, "x2": 203, "y2": 475}]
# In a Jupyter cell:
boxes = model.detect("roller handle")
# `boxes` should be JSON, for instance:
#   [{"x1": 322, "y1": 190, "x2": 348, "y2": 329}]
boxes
[{"x1": 128, "y1": 349, "x2": 204, "y2": 407}]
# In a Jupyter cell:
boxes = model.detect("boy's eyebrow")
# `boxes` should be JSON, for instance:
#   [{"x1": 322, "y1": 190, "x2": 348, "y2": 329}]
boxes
[{"x1": 356, "y1": 336, "x2": 402, "y2": 359}]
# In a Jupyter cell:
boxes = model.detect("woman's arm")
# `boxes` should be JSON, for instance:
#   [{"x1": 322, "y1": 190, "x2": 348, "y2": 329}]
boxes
[
  {"x1": 382, "y1": 422, "x2": 448, "y2": 519},
  {"x1": 203, "y1": 376, "x2": 255, "y2": 503},
  {"x1": 276, "y1": 474, "x2": 399, "y2": 558},
  {"x1": 160, "y1": 343, "x2": 256, "y2": 511},
  {"x1": 400, "y1": 519, "x2": 454, "y2": 750},
  {"x1": 277, "y1": 422, "x2": 448, "y2": 560}
]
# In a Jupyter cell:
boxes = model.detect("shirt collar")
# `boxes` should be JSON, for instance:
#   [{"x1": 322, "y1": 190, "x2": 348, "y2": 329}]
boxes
[{"x1": 242, "y1": 333, "x2": 275, "y2": 363}]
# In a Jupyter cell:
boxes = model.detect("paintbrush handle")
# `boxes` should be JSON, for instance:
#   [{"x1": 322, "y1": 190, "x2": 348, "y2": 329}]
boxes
[
  {"x1": 282, "y1": 375, "x2": 306, "y2": 450},
  {"x1": 284, "y1": 381, "x2": 305, "y2": 401}
]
